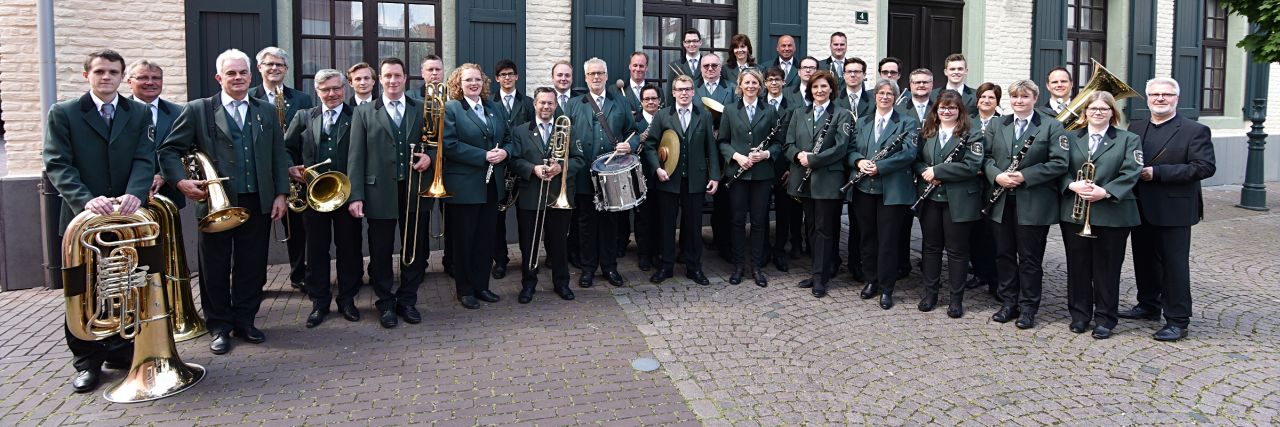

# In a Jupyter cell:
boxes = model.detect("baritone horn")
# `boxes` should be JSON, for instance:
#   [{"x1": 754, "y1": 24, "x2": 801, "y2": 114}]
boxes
[
  {"x1": 1056, "y1": 59, "x2": 1140, "y2": 130},
  {"x1": 182, "y1": 151, "x2": 250, "y2": 233},
  {"x1": 1071, "y1": 158, "x2": 1098, "y2": 238},
  {"x1": 62, "y1": 205, "x2": 205, "y2": 403},
  {"x1": 288, "y1": 159, "x2": 352, "y2": 213},
  {"x1": 529, "y1": 116, "x2": 573, "y2": 270}
]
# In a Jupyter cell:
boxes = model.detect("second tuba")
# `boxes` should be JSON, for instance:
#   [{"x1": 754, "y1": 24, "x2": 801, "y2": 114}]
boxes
[
  {"x1": 146, "y1": 194, "x2": 207, "y2": 342},
  {"x1": 1056, "y1": 59, "x2": 1140, "y2": 130}
]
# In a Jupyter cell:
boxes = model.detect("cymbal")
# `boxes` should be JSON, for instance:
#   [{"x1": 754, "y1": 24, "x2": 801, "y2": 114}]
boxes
[{"x1": 659, "y1": 129, "x2": 680, "y2": 175}]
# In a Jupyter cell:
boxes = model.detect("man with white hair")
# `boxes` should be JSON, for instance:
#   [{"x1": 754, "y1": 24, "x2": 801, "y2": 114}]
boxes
[
  {"x1": 158, "y1": 48, "x2": 291, "y2": 355},
  {"x1": 1119, "y1": 77, "x2": 1216, "y2": 342},
  {"x1": 248, "y1": 46, "x2": 315, "y2": 292}
]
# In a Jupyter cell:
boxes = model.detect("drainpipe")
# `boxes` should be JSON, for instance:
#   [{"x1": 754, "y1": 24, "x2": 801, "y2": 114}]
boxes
[{"x1": 37, "y1": 0, "x2": 61, "y2": 289}]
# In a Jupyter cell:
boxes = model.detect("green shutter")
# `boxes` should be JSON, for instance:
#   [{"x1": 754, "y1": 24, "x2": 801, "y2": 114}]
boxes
[
  {"x1": 1031, "y1": 0, "x2": 1067, "y2": 98},
  {"x1": 758, "y1": 0, "x2": 807, "y2": 64},
  {"x1": 1172, "y1": 0, "x2": 1203, "y2": 119},
  {"x1": 572, "y1": 0, "x2": 637, "y2": 91},
  {"x1": 457, "y1": 0, "x2": 526, "y2": 94},
  {"x1": 1127, "y1": 0, "x2": 1157, "y2": 120}
]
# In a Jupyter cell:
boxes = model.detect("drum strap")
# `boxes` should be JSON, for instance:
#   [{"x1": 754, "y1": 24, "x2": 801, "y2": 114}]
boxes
[{"x1": 585, "y1": 96, "x2": 621, "y2": 147}]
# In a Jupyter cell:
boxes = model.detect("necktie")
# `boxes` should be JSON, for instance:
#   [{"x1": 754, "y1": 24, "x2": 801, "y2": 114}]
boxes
[
  {"x1": 596, "y1": 96, "x2": 604, "y2": 109},
  {"x1": 705, "y1": 83, "x2": 715, "y2": 95},
  {"x1": 746, "y1": 105, "x2": 755, "y2": 122},
  {"x1": 148, "y1": 104, "x2": 158, "y2": 126},
  {"x1": 1090, "y1": 134, "x2": 1102, "y2": 154},
  {"x1": 324, "y1": 109, "x2": 336, "y2": 134},
  {"x1": 689, "y1": 59, "x2": 698, "y2": 73},
  {"x1": 230, "y1": 101, "x2": 245, "y2": 129},
  {"x1": 782, "y1": 60, "x2": 791, "y2": 76},
  {"x1": 504, "y1": 94, "x2": 513, "y2": 112},
  {"x1": 1015, "y1": 118, "x2": 1028, "y2": 139},
  {"x1": 389, "y1": 100, "x2": 402, "y2": 127},
  {"x1": 940, "y1": 131, "x2": 951, "y2": 147},
  {"x1": 559, "y1": 94, "x2": 568, "y2": 109},
  {"x1": 770, "y1": 98, "x2": 780, "y2": 111},
  {"x1": 917, "y1": 104, "x2": 927, "y2": 119},
  {"x1": 100, "y1": 103, "x2": 115, "y2": 128},
  {"x1": 541, "y1": 122, "x2": 551, "y2": 145},
  {"x1": 814, "y1": 105, "x2": 825, "y2": 122},
  {"x1": 875, "y1": 117, "x2": 886, "y2": 141},
  {"x1": 633, "y1": 85, "x2": 641, "y2": 98},
  {"x1": 473, "y1": 103, "x2": 487, "y2": 124},
  {"x1": 680, "y1": 109, "x2": 689, "y2": 131}
]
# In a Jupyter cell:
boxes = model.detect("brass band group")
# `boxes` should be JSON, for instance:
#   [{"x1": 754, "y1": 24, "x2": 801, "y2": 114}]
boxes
[{"x1": 45, "y1": 28, "x2": 1217, "y2": 398}]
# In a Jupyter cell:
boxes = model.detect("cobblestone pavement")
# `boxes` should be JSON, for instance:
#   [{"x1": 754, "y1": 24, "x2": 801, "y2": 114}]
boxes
[{"x1": 1, "y1": 184, "x2": 1277, "y2": 426}]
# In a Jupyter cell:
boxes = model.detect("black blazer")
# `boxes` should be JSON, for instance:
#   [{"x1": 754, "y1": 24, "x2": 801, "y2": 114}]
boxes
[
  {"x1": 248, "y1": 85, "x2": 315, "y2": 128},
  {"x1": 491, "y1": 90, "x2": 535, "y2": 130},
  {"x1": 1127, "y1": 115, "x2": 1216, "y2": 226}
]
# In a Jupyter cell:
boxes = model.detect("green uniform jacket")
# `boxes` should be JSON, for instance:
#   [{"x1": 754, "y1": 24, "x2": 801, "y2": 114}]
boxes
[
  {"x1": 1059, "y1": 126, "x2": 1142, "y2": 227},
  {"x1": 133, "y1": 96, "x2": 187, "y2": 209},
  {"x1": 847, "y1": 110, "x2": 919, "y2": 206},
  {"x1": 346, "y1": 97, "x2": 432, "y2": 220},
  {"x1": 785, "y1": 103, "x2": 854, "y2": 200},
  {"x1": 913, "y1": 130, "x2": 985, "y2": 222},
  {"x1": 642, "y1": 104, "x2": 721, "y2": 194},
  {"x1": 930, "y1": 86, "x2": 977, "y2": 113},
  {"x1": 718, "y1": 97, "x2": 783, "y2": 182},
  {"x1": 44, "y1": 93, "x2": 156, "y2": 232},
  {"x1": 284, "y1": 104, "x2": 355, "y2": 174},
  {"x1": 565, "y1": 92, "x2": 637, "y2": 195},
  {"x1": 833, "y1": 88, "x2": 874, "y2": 121},
  {"x1": 441, "y1": 98, "x2": 514, "y2": 205},
  {"x1": 982, "y1": 112, "x2": 1069, "y2": 225},
  {"x1": 158, "y1": 94, "x2": 290, "y2": 218},
  {"x1": 694, "y1": 79, "x2": 738, "y2": 109},
  {"x1": 508, "y1": 118, "x2": 586, "y2": 210},
  {"x1": 492, "y1": 90, "x2": 535, "y2": 130}
]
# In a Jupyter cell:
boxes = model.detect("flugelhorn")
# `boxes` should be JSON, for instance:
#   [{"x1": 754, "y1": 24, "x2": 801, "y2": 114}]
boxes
[
  {"x1": 529, "y1": 116, "x2": 573, "y2": 270},
  {"x1": 182, "y1": 151, "x2": 249, "y2": 233}
]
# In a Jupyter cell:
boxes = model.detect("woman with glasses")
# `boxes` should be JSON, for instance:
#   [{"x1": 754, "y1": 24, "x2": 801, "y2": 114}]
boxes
[
  {"x1": 912, "y1": 90, "x2": 985, "y2": 318},
  {"x1": 1060, "y1": 91, "x2": 1142, "y2": 339},
  {"x1": 724, "y1": 34, "x2": 757, "y2": 85},
  {"x1": 717, "y1": 68, "x2": 780, "y2": 287},
  {"x1": 848, "y1": 79, "x2": 918, "y2": 308}
]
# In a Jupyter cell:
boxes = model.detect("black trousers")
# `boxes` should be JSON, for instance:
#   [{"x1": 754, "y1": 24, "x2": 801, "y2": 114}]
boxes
[
  {"x1": 493, "y1": 208, "x2": 511, "y2": 267},
  {"x1": 918, "y1": 199, "x2": 973, "y2": 296},
  {"x1": 1131, "y1": 223, "x2": 1194, "y2": 328},
  {"x1": 772, "y1": 179, "x2": 804, "y2": 256},
  {"x1": 616, "y1": 209, "x2": 632, "y2": 255},
  {"x1": 446, "y1": 186, "x2": 498, "y2": 298},
  {"x1": 656, "y1": 185, "x2": 705, "y2": 270},
  {"x1": 729, "y1": 179, "x2": 772, "y2": 269},
  {"x1": 968, "y1": 215, "x2": 998, "y2": 283},
  {"x1": 852, "y1": 190, "x2": 910, "y2": 294},
  {"x1": 366, "y1": 180, "x2": 431, "y2": 311},
  {"x1": 992, "y1": 195, "x2": 1050, "y2": 314},
  {"x1": 198, "y1": 193, "x2": 271, "y2": 333},
  {"x1": 1061, "y1": 222, "x2": 1130, "y2": 329},
  {"x1": 802, "y1": 197, "x2": 843, "y2": 282},
  {"x1": 65, "y1": 325, "x2": 133, "y2": 372},
  {"x1": 304, "y1": 207, "x2": 364, "y2": 307},
  {"x1": 711, "y1": 189, "x2": 732, "y2": 251},
  {"x1": 518, "y1": 207, "x2": 572, "y2": 290},
  {"x1": 899, "y1": 212, "x2": 915, "y2": 275},
  {"x1": 286, "y1": 209, "x2": 307, "y2": 284},
  {"x1": 575, "y1": 194, "x2": 622, "y2": 273},
  {"x1": 567, "y1": 205, "x2": 581, "y2": 265},
  {"x1": 633, "y1": 184, "x2": 660, "y2": 263},
  {"x1": 844, "y1": 199, "x2": 863, "y2": 278}
]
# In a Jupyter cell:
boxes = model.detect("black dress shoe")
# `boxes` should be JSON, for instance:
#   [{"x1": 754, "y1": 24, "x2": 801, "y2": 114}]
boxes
[
  {"x1": 774, "y1": 256, "x2": 789, "y2": 272},
  {"x1": 459, "y1": 296, "x2": 481, "y2": 309},
  {"x1": 491, "y1": 264, "x2": 507, "y2": 280},
  {"x1": 729, "y1": 267, "x2": 743, "y2": 285},
  {"x1": 947, "y1": 300, "x2": 964, "y2": 318},
  {"x1": 396, "y1": 305, "x2": 423, "y2": 323},
  {"x1": 686, "y1": 270, "x2": 710, "y2": 285},
  {"x1": 991, "y1": 306, "x2": 1020, "y2": 323},
  {"x1": 233, "y1": 326, "x2": 265, "y2": 344},
  {"x1": 338, "y1": 302, "x2": 360, "y2": 322},
  {"x1": 103, "y1": 360, "x2": 129, "y2": 370},
  {"x1": 879, "y1": 294, "x2": 894, "y2": 310},
  {"x1": 72, "y1": 369, "x2": 100, "y2": 393},
  {"x1": 860, "y1": 283, "x2": 879, "y2": 299},
  {"x1": 811, "y1": 283, "x2": 828, "y2": 298},
  {"x1": 554, "y1": 286, "x2": 575, "y2": 300},
  {"x1": 605, "y1": 270, "x2": 625, "y2": 286},
  {"x1": 379, "y1": 309, "x2": 398, "y2": 328},
  {"x1": 1153, "y1": 325, "x2": 1188, "y2": 342},
  {"x1": 650, "y1": 268, "x2": 673, "y2": 283},
  {"x1": 1091, "y1": 325, "x2": 1114, "y2": 339},
  {"x1": 797, "y1": 278, "x2": 814, "y2": 289},
  {"x1": 1015, "y1": 314, "x2": 1036, "y2": 330},
  {"x1": 754, "y1": 270, "x2": 768, "y2": 287},
  {"x1": 579, "y1": 273, "x2": 595, "y2": 288},
  {"x1": 518, "y1": 287, "x2": 535, "y2": 304},
  {"x1": 477, "y1": 289, "x2": 501, "y2": 303},
  {"x1": 1069, "y1": 320, "x2": 1089, "y2": 334},
  {"x1": 917, "y1": 293, "x2": 938, "y2": 312},
  {"x1": 306, "y1": 307, "x2": 329, "y2": 328},
  {"x1": 209, "y1": 332, "x2": 231, "y2": 355},
  {"x1": 1118, "y1": 306, "x2": 1162, "y2": 321},
  {"x1": 290, "y1": 281, "x2": 305, "y2": 291}
]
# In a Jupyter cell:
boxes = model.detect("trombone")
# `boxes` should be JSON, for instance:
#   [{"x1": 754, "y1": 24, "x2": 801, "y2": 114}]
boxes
[
  {"x1": 404, "y1": 82, "x2": 449, "y2": 266},
  {"x1": 529, "y1": 116, "x2": 573, "y2": 270}
]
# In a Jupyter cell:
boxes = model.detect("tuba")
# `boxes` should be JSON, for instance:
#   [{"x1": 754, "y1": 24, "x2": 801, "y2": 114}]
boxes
[
  {"x1": 182, "y1": 151, "x2": 249, "y2": 233},
  {"x1": 147, "y1": 194, "x2": 207, "y2": 342},
  {"x1": 63, "y1": 206, "x2": 205, "y2": 403},
  {"x1": 1056, "y1": 59, "x2": 1139, "y2": 130}
]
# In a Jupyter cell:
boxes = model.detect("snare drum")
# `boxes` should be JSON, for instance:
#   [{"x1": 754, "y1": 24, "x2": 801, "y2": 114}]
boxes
[{"x1": 590, "y1": 153, "x2": 647, "y2": 212}]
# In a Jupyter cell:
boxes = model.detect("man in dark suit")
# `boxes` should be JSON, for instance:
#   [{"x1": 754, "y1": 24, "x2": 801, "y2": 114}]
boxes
[
  {"x1": 490, "y1": 58, "x2": 536, "y2": 280},
  {"x1": 346, "y1": 58, "x2": 433, "y2": 327},
  {"x1": 643, "y1": 75, "x2": 721, "y2": 285},
  {"x1": 834, "y1": 57, "x2": 873, "y2": 120},
  {"x1": 614, "y1": 51, "x2": 652, "y2": 256},
  {"x1": 346, "y1": 62, "x2": 379, "y2": 107},
  {"x1": 896, "y1": 68, "x2": 935, "y2": 122},
  {"x1": 933, "y1": 53, "x2": 977, "y2": 113},
  {"x1": 817, "y1": 32, "x2": 849, "y2": 89},
  {"x1": 1121, "y1": 78, "x2": 1216, "y2": 342},
  {"x1": 418, "y1": 55, "x2": 446, "y2": 100},
  {"x1": 782, "y1": 56, "x2": 819, "y2": 109},
  {"x1": 126, "y1": 59, "x2": 184, "y2": 208},
  {"x1": 877, "y1": 57, "x2": 904, "y2": 97},
  {"x1": 764, "y1": 67, "x2": 802, "y2": 271},
  {"x1": 767, "y1": 35, "x2": 800, "y2": 88},
  {"x1": 158, "y1": 48, "x2": 290, "y2": 355},
  {"x1": 695, "y1": 52, "x2": 736, "y2": 260},
  {"x1": 45, "y1": 49, "x2": 154, "y2": 394},
  {"x1": 667, "y1": 29, "x2": 706, "y2": 87},
  {"x1": 248, "y1": 46, "x2": 316, "y2": 292},
  {"x1": 694, "y1": 52, "x2": 737, "y2": 107},
  {"x1": 1037, "y1": 67, "x2": 1073, "y2": 118},
  {"x1": 284, "y1": 69, "x2": 362, "y2": 328},
  {"x1": 631, "y1": 84, "x2": 664, "y2": 271},
  {"x1": 567, "y1": 57, "x2": 637, "y2": 287}
]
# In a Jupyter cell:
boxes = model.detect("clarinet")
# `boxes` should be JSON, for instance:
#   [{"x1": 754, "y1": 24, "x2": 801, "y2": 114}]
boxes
[
  {"x1": 724, "y1": 112, "x2": 790, "y2": 188},
  {"x1": 794, "y1": 112, "x2": 834, "y2": 193},
  {"x1": 841, "y1": 128, "x2": 917, "y2": 192},
  {"x1": 911, "y1": 132, "x2": 971, "y2": 212},
  {"x1": 980, "y1": 133, "x2": 1038, "y2": 216}
]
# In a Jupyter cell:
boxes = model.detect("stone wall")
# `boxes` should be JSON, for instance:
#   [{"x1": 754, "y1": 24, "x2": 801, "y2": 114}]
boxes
[{"x1": 524, "y1": 0, "x2": 572, "y2": 94}]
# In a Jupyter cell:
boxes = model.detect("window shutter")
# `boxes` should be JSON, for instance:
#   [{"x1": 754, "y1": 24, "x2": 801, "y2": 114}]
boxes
[
  {"x1": 1031, "y1": 0, "x2": 1067, "y2": 99},
  {"x1": 1127, "y1": 0, "x2": 1157, "y2": 120},
  {"x1": 1172, "y1": 0, "x2": 1204, "y2": 120},
  {"x1": 758, "y1": 0, "x2": 807, "y2": 65},
  {"x1": 457, "y1": 0, "x2": 525, "y2": 95},
  {"x1": 572, "y1": 0, "x2": 637, "y2": 91}
]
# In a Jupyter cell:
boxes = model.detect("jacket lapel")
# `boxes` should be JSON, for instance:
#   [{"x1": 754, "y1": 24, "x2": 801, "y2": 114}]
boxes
[
  {"x1": 373, "y1": 100, "x2": 397, "y2": 143},
  {"x1": 1092, "y1": 126, "x2": 1121, "y2": 159},
  {"x1": 213, "y1": 100, "x2": 233, "y2": 144},
  {"x1": 107, "y1": 100, "x2": 132, "y2": 144}
]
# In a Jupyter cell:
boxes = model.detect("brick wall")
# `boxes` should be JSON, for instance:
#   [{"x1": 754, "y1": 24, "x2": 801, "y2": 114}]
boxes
[
  {"x1": 524, "y1": 0, "x2": 572, "y2": 94},
  {"x1": 0, "y1": 0, "x2": 42, "y2": 175},
  {"x1": 1154, "y1": 0, "x2": 1173, "y2": 79},
  {"x1": 807, "y1": 0, "x2": 879, "y2": 66}
]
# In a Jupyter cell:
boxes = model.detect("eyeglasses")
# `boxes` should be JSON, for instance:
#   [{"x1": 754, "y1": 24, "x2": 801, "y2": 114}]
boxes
[
  {"x1": 1086, "y1": 107, "x2": 1112, "y2": 114},
  {"x1": 262, "y1": 62, "x2": 287, "y2": 69},
  {"x1": 1148, "y1": 93, "x2": 1177, "y2": 99},
  {"x1": 937, "y1": 106, "x2": 958, "y2": 112},
  {"x1": 799, "y1": 65, "x2": 817, "y2": 70},
  {"x1": 130, "y1": 76, "x2": 162, "y2": 82},
  {"x1": 586, "y1": 71, "x2": 606, "y2": 77},
  {"x1": 673, "y1": 87, "x2": 694, "y2": 93},
  {"x1": 766, "y1": 77, "x2": 784, "y2": 82},
  {"x1": 496, "y1": 72, "x2": 517, "y2": 78},
  {"x1": 682, "y1": 39, "x2": 701, "y2": 45},
  {"x1": 880, "y1": 70, "x2": 900, "y2": 76},
  {"x1": 316, "y1": 86, "x2": 344, "y2": 93}
]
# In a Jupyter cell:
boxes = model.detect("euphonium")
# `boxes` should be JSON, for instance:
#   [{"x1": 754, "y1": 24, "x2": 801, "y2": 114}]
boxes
[
  {"x1": 182, "y1": 151, "x2": 249, "y2": 233},
  {"x1": 1056, "y1": 60, "x2": 1139, "y2": 130},
  {"x1": 62, "y1": 206, "x2": 205, "y2": 403},
  {"x1": 1071, "y1": 159, "x2": 1098, "y2": 238},
  {"x1": 288, "y1": 159, "x2": 352, "y2": 213},
  {"x1": 147, "y1": 194, "x2": 207, "y2": 342}
]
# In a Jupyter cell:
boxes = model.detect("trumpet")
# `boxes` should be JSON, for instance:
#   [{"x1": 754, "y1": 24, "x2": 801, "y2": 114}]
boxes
[
  {"x1": 529, "y1": 116, "x2": 574, "y2": 270},
  {"x1": 1071, "y1": 158, "x2": 1097, "y2": 238},
  {"x1": 981, "y1": 133, "x2": 1038, "y2": 216}
]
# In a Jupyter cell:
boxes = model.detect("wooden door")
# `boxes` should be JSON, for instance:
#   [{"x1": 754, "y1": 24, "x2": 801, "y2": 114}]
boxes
[{"x1": 886, "y1": 0, "x2": 963, "y2": 89}]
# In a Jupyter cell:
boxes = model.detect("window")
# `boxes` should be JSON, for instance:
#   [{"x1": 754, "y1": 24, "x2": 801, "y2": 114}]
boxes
[
  {"x1": 1201, "y1": 0, "x2": 1227, "y2": 116},
  {"x1": 294, "y1": 0, "x2": 440, "y2": 96},
  {"x1": 1066, "y1": 0, "x2": 1106, "y2": 94},
  {"x1": 642, "y1": 0, "x2": 737, "y2": 88}
]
